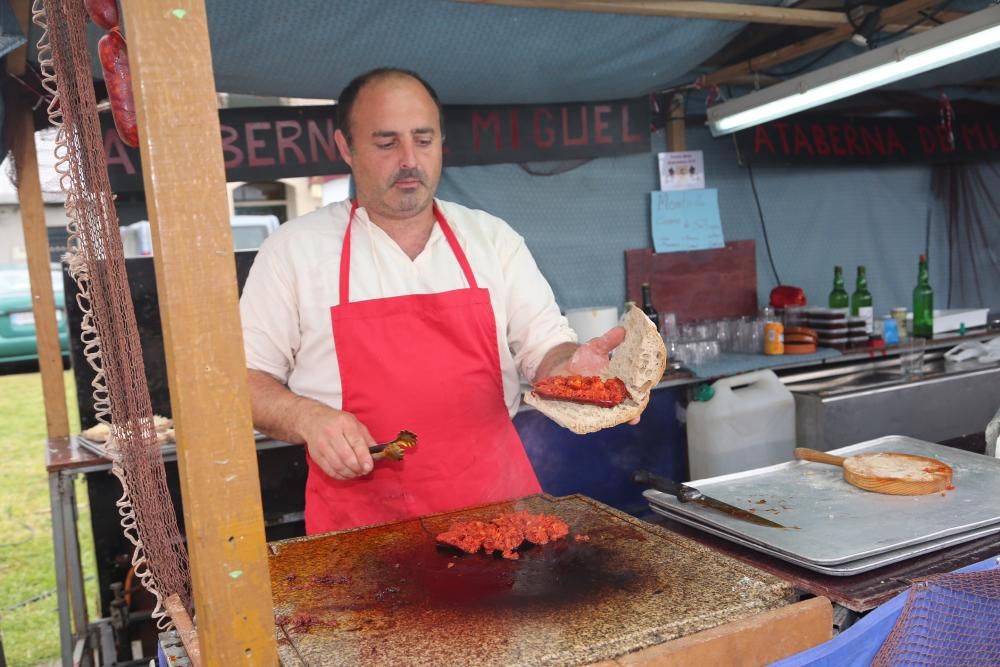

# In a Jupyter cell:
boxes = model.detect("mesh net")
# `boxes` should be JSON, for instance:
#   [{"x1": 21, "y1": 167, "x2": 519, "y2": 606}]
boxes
[
  {"x1": 872, "y1": 567, "x2": 1000, "y2": 667},
  {"x1": 33, "y1": 0, "x2": 192, "y2": 626}
]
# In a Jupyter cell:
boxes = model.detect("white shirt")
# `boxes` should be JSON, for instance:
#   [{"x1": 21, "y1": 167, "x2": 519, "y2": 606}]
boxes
[{"x1": 240, "y1": 198, "x2": 576, "y2": 417}]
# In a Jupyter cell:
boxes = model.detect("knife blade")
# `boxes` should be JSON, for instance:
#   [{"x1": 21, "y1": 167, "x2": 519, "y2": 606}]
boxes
[{"x1": 633, "y1": 470, "x2": 787, "y2": 529}]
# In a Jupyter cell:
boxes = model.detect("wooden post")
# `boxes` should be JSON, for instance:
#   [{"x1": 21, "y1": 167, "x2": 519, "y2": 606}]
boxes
[
  {"x1": 667, "y1": 93, "x2": 686, "y2": 152},
  {"x1": 119, "y1": 1, "x2": 277, "y2": 663},
  {"x1": 5, "y1": 0, "x2": 69, "y2": 439}
]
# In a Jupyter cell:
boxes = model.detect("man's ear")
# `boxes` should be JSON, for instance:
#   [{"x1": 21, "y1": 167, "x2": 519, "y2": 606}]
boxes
[{"x1": 334, "y1": 129, "x2": 353, "y2": 169}]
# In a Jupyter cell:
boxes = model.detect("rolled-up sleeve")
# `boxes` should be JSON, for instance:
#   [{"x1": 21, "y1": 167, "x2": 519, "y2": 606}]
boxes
[
  {"x1": 500, "y1": 233, "x2": 577, "y2": 382},
  {"x1": 239, "y1": 238, "x2": 300, "y2": 383}
]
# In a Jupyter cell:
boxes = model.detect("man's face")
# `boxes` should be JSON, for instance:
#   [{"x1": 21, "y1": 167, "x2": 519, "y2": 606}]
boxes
[{"x1": 335, "y1": 76, "x2": 443, "y2": 221}]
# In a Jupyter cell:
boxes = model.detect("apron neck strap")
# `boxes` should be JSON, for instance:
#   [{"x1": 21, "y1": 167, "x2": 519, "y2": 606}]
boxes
[{"x1": 340, "y1": 200, "x2": 479, "y2": 305}]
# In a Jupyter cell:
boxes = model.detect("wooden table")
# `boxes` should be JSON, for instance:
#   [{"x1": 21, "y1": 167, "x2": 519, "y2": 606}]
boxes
[{"x1": 45, "y1": 436, "x2": 110, "y2": 665}]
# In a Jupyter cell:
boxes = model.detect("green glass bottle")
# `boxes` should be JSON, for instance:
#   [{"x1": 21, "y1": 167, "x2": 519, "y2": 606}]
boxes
[
  {"x1": 828, "y1": 266, "x2": 849, "y2": 312},
  {"x1": 913, "y1": 255, "x2": 934, "y2": 338},
  {"x1": 851, "y1": 266, "x2": 874, "y2": 333}
]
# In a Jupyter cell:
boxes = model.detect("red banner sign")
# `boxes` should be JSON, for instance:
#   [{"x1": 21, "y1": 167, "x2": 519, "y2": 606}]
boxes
[
  {"x1": 734, "y1": 113, "x2": 1000, "y2": 165},
  {"x1": 104, "y1": 99, "x2": 650, "y2": 192}
]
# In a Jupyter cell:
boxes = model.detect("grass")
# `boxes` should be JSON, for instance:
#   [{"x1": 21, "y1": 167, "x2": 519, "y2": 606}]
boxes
[{"x1": 0, "y1": 370, "x2": 98, "y2": 667}]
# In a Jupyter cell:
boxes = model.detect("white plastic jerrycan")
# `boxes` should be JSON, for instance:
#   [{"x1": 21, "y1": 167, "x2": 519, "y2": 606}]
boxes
[{"x1": 686, "y1": 369, "x2": 795, "y2": 480}]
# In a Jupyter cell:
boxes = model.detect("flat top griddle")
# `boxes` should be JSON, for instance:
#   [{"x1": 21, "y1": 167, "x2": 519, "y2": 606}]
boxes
[{"x1": 268, "y1": 494, "x2": 793, "y2": 667}]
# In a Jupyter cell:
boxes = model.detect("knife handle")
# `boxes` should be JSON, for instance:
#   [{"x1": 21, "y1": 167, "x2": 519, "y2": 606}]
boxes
[{"x1": 632, "y1": 470, "x2": 700, "y2": 502}]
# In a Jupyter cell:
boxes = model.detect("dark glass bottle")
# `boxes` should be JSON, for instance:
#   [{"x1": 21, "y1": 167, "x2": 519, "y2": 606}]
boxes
[
  {"x1": 851, "y1": 266, "x2": 874, "y2": 333},
  {"x1": 913, "y1": 255, "x2": 934, "y2": 338},
  {"x1": 641, "y1": 283, "x2": 659, "y2": 329},
  {"x1": 828, "y1": 266, "x2": 849, "y2": 312}
]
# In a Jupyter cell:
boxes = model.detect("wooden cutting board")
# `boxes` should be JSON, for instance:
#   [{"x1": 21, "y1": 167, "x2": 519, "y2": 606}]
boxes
[
  {"x1": 795, "y1": 448, "x2": 954, "y2": 496},
  {"x1": 268, "y1": 494, "x2": 794, "y2": 666}
]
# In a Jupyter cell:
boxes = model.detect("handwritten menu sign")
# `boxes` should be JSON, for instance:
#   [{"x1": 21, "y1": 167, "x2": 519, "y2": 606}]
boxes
[{"x1": 650, "y1": 189, "x2": 724, "y2": 254}]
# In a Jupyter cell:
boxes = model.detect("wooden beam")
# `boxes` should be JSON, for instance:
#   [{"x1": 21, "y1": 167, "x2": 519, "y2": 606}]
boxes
[
  {"x1": 600, "y1": 596, "x2": 833, "y2": 666},
  {"x1": 667, "y1": 93, "x2": 687, "y2": 151},
  {"x1": 702, "y1": 0, "x2": 945, "y2": 86},
  {"x1": 452, "y1": 0, "x2": 849, "y2": 27},
  {"x1": 119, "y1": 1, "x2": 277, "y2": 664},
  {"x1": 884, "y1": 8, "x2": 966, "y2": 33},
  {"x1": 5, "y1": 0, "x2": 69, "y2": 439}
]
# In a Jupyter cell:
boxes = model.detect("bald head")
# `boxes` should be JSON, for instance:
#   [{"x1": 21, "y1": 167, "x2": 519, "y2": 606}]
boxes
[{"x1": 336, "y1": 68, "x2": 444, "y2": 146}]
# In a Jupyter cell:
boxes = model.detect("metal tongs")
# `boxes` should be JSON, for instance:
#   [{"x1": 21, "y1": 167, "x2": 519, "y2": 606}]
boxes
[{"x1": 369, "y1": 430, "x2": 418, "y2": 461}]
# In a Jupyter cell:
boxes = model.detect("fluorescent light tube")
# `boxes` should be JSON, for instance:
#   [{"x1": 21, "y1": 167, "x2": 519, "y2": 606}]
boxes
[{"x1": 707, "y1": 6, "x2": 1000, "y2": 136}]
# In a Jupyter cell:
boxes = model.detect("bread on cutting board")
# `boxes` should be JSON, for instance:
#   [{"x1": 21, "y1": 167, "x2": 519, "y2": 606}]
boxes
[
  {"x1": 843, "y1": 452, "x2": 953, "y2": 495},
  {"x1": 524, "y1": 305, "x2": 667, "y2": 434}
]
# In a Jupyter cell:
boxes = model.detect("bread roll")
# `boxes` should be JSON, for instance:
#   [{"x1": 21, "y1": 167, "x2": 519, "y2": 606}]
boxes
[{"x1": 523, "y1": 305, "x2": 667, "y2": 434}]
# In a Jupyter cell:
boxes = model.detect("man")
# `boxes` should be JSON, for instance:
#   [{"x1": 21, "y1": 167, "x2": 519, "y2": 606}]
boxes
[{"x1": 240, "y1": 68, "x2": 625, "y2": 534}]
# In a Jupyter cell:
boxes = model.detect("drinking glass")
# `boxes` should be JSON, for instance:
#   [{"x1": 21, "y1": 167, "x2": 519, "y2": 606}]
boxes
[{"x1": 900, "y1": 338, "x2": 927, "y2": 379}]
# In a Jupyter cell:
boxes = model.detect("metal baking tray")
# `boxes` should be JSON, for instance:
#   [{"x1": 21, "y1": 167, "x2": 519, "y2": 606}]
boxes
[
  {"x1": 77, "y1": 430, "x2": 268, "y2": 459},
  {"x1": 645, "y1": 435, "x2": 1000, "y2": 565},
  {"x1": 650, "y1": 505, "x2": 1000, "y2": 576}
]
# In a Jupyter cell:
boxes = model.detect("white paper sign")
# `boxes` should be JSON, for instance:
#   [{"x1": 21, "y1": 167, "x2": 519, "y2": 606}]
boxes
[{"x1": 658, "y1": 150, "x2": 705, "y2": 191}]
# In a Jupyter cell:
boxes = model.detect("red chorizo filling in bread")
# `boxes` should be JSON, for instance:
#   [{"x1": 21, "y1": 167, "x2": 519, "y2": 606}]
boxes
[
  {"x1": 436, "y1": 511, "x2": 570, "y2": 560},
  {"x1": 531, "y1": 375, "x2": 632, "y2": 408}
]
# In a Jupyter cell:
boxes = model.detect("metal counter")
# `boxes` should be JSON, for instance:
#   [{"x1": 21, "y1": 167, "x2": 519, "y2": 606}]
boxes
[{"x1": 784, "y1": 350, "x2": 1000, "y2": 452}]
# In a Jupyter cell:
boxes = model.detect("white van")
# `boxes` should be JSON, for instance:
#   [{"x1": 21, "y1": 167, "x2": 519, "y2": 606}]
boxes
[{"x1": 120, "y1": 214, "x2": 279, "y2": 257}]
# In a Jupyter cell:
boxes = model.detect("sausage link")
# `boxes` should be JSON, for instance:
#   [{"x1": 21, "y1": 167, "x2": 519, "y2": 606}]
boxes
[
  {"x1": 98, "y1": 30, "x2": 138, "y2": 147},
  {"x1": 84, "y1": 0, "x2": 119, "y2": 31}
]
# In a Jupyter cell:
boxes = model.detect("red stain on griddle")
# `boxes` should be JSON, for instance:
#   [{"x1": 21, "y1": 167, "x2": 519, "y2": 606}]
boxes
[{"x1": 355, "y1": 521, "x2": 649, "y2": 613}]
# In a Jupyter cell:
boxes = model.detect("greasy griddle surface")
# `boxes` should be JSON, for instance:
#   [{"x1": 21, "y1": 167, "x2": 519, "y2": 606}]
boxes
[{"x1": 269, "y1": 494, "x2": 792, "y2": 666}]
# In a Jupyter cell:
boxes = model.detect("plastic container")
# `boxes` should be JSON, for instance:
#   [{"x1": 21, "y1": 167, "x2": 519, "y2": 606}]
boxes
[{"x1": 686, "y1": 370, "x2": 796, "y2": 480}]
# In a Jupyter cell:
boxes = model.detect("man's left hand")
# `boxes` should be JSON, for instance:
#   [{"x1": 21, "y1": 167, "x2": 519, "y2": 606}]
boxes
[{"x1": 560, "y1": 326, "x2": 625, "y2": 376}]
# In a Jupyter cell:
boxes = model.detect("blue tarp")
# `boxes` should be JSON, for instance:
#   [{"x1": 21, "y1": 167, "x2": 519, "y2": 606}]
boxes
[{"x1": 770, "y1": 554, "x2": 1000, "y2": 667}]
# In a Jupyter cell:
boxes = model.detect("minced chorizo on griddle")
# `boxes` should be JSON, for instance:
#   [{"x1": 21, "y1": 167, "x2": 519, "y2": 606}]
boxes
[{"x1": 436, "y1": 511, "x2": 570, "y2": 560}]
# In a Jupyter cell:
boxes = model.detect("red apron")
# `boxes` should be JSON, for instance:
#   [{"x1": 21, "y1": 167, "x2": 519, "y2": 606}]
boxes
[{"x1": 305, "y1": 201, "x2": 541, "y2": 534}]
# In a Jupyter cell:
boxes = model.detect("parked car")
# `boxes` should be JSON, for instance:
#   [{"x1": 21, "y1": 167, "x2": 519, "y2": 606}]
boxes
[{"x1": 0, "y1": 263, "x2": 70, "y2": 365}]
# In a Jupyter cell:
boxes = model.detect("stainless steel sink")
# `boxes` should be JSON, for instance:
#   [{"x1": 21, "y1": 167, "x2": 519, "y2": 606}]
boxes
[{"x1": 783, "y1": 355, "x2": 1000, "y2": 451}]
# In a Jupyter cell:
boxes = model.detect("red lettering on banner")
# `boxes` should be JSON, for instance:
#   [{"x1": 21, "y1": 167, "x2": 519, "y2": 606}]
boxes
[
  {"x1": 754, "y1": 127, "x2": 776, "y2": 154},
  {"x1": 843, "y1": 126, "x2": 863, "y2": 156},
  {"x1": 307, "y1": 119, "x2": 337, "y2": 162},
  {"x1": 245, "y1": 122, "x2": 274, "y2": 167},
  {"x1": 533, "y1": 108, "x2": 555, "y2": 148},
  {"x1": 562, "y1": 107, "x2": 589, "y2": 146},
  {"x1": 622, "y1": 105, "x2": 642, "y2": 143},
  {"x1": 987, "y1": 124, "x2": 999, "y2": 149},
  {"x1": 104, "y1": 129, "x2": 137, "y2": 174},
  {"x1": 275, "y1": 121, "x2": 306, "y2": 165},
  {"x1": 811, "y1": 125, "x2": 831, "y2": 156},
  {"x1": 828, "y1": 124, "x2": 847, "y2": 157},
  {"x1": 918, "y1": 127, "x2": 936, "y2": 154},
  {"x1": 509, "y1": 110, "x2": 521, "y2": 149},
  {"x1": 220, "y1": 124, "x2": 244, "y2": 168},
  {"x1": 860, "y1": 128, "x2": 885, "y2": 156},
  {"x1": 886, "y1": 127, "x2": 906, "y2": 155},
  {"x1": 473, "y1": 111, "x2": 502, "y2": 151},
  {"x1": 773, "y1": 122, "x2": 791, "y2": 154},
  {"x1": 962, "y1": 123, "x2": 987, "y2": 151},
  {"x1": 593, "y1": 105, "x2": 612, "y2": 144},
  {"x1": 793, "y1": 125, "x2": 814, "y2": 155}
]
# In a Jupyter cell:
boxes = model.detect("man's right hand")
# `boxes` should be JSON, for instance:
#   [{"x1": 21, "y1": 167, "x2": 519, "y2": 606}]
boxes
[{"x1": 297, "y1": 402, "x2": 377, "y2": 480}]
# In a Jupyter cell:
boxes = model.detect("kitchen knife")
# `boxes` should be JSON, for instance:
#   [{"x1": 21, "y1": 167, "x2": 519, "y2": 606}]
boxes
[{"x1": 633, "y1": 469, "x2": 787, "y2": 529}]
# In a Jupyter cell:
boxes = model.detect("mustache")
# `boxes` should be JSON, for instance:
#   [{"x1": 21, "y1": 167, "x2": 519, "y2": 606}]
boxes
[{"x1": 392, "y1": 168, "x2": 425, "y2": 185}]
